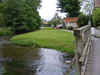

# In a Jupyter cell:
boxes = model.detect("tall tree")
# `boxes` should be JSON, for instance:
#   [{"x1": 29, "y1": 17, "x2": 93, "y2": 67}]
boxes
[
  {"x1": 58, "y1": 0, "x2": 80, "y2": 17},
  {"x1": 0, "y1": 0, "x2": 41, "y2": 33}
]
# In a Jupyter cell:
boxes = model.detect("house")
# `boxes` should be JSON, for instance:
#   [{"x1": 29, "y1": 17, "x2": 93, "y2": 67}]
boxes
[
  {"x1": 64, "y1": 17, "x2": 78, "y2": 28},
  {"x1": 42, "y1": 20, "x2": 48, "y2": 25}
]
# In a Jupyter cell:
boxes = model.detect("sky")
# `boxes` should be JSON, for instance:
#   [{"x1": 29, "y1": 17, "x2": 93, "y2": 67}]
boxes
[
  {"x1": 38, "y1": 0, "x2": 94, "y2": 21},
  {"x1": 81, "y1": 0, "x2": 94, "y2": 15},
  {"x1": 38, "y1": 0, "x2": 66, "y2": 21}
]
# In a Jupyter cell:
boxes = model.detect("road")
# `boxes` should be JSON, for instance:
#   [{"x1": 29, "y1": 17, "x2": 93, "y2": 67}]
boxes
[{"x1": 86, "y1": 28, "x2": 100, "y2": 75}]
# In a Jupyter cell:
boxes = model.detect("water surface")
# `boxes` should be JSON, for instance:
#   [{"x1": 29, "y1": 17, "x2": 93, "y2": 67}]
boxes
[{"x1": 0, "y1": 37, "x2": 74, "y2": 75}]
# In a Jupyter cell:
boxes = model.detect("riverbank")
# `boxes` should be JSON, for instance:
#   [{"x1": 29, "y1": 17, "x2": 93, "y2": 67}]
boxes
[{"x1": 11, "y1": 28, "x2": 75, "y2": 55}]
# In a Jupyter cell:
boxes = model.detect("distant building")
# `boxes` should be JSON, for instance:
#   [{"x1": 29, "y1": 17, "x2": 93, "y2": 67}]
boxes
[
  {"x1": 42, "y1": 21, "x2": 48, "y2": 25},
  {"x1": 64, "y1": 17, "x2": 78, "y2": 28}
]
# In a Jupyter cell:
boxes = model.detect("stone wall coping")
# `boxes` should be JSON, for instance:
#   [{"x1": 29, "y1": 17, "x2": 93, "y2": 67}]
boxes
[{"x1": 74, "y1": 25, "x2": 91, "y2": 31}]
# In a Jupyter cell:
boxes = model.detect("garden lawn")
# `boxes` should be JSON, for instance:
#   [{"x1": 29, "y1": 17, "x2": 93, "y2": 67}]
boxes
[{"x1": 11, "y1": 28, "x2": 75, "y2": 55}]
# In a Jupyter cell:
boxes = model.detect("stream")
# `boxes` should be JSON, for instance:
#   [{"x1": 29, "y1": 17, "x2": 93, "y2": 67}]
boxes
[{"x1": 0, "y1": 36, "x2": 75, "y2": 75}]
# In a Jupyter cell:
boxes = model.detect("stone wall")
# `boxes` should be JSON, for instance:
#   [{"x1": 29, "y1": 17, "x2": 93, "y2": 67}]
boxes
[{"x1": 74, "y1": 25, "x2": 91, "y2": 75}]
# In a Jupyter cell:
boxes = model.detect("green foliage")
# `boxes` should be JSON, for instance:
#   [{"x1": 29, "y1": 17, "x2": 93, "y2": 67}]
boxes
[
  {"x1": 48, "y1": 18, "x2": 61, "y2": 27},
  {"x1": 92, "y1": 8, "x2": 100, "y2": 27},
  {"x1": 0, "y1": 0, "x2": 41, "y2": 33},
  {"x1": 0, "y1": 27, "x2": 13, "y2": 36},
  {"x1": 58, "y1": 0, "x2": 80, "y2": 17},
  {"x1": 11, "y1": 28, "x2": 75, "y2": 55},
  {"x1": 77, "y1": 14, "x2": 89, "y2": 27},
  {"x1": 0, "y1": 13, "x2": 5, "y2": 27}
]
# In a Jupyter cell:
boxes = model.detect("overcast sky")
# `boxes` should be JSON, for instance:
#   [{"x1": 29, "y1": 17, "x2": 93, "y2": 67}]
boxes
[{"x1": 38, "y1": 0, "x2": 66, "y2": 21}]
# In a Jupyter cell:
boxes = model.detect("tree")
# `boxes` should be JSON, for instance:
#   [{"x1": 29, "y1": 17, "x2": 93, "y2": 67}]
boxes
[
  {"x1": 0, "y1": 13, "x2": 5, "y2": 27},
  {"x1": 48, "y1": 13, "x2": 62, "y2": 27},
  {"x1": 92, "y1": 8, "x2": 100, "y2": 27},
  {"x1": 58, "y1": 0, "x2": 80, "y2": 17},
  {"x1": 0, "y1": 0, "x2": 41, "y2": 33},
  {"x1": 48, "y1": 18, "x2": 61, "y2": 27},
  {"x1": 77, "y1": 14, "x2": 89, "y2": 27},
  {"x1": 0, "y1": 0, "x2": 7, "y2": 27}
]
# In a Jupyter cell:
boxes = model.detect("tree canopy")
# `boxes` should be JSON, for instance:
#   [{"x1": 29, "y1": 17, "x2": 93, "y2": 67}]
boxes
[
  {"x1": 58, "y1": 0, "x2": 81, "y2": 17},
  {"x1": 0, "y1": 0, "x2": 41, "y2": 33}
]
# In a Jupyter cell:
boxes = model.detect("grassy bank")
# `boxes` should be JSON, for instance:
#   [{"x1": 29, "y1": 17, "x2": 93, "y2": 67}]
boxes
[{"x1": 11, "y1": 28, "x2": 75, "y2": 55}]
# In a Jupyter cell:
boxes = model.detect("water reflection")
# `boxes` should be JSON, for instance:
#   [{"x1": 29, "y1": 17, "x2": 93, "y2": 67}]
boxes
[
  {"x1": 1, "y1": 44, "x2": 41, "y2": 75},
  {"x1": 36, "y1": 48, "x2": 68, "y2": 75},
  {"x1": 0, "y1": 38, "x2": 73, "y2": 75}
]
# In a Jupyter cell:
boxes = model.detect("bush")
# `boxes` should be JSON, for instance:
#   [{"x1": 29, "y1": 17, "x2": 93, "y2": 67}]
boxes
[
  {"x1": 0, "y1": 0, "x2": 41, "y2": 33},
  {"x1": 0, "y1": 13, "x2": 5, "y2": 27},
  {"x1": 67, "y1": 26, "x2": 73, "y2": 30},
  {"x1": 92, "y1": 8, "x2": 100, "y2": 27},
  {"x1": 77, "y1": 14, "x2": 89, "y2": 27},
  {"x1": 0, "y1": 27, "x2": 13, "y2": 36}
]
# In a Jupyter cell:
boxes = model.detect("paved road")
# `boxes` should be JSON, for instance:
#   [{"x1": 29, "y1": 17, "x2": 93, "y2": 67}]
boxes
[{"x1": 86, "y1": 28, "x2": 100, "y2": 75}]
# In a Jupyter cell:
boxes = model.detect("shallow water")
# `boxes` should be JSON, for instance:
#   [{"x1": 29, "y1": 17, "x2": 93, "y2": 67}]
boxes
[{"x1": 0, "y1": 37, "x2": 74, "y2": 75}]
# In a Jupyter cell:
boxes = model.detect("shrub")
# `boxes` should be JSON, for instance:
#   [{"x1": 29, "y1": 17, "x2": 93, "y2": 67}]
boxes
[
  {"x1": 0, "y1": 27, "x2": 13, "y2": 36},
  {"x1": 67, "y1": 26, "x2": 73, "y2": 30},
  {"x1": 77, "y1": 14, "x2": 89, "y2": 27},
  {"x1": 92, "y1": 8, "x2": 100, "y2": 27},
  {"x1": 0, "y1": 0, "x2": 41, "y2": 33},
  {"x1": 0, "y1": 13, "x2": 5, "y2": 27}
]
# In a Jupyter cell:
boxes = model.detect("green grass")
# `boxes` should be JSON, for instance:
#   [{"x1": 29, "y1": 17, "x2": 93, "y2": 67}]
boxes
[{"x1": 11, "y1": 28, "x2": 75, "y2": 55}]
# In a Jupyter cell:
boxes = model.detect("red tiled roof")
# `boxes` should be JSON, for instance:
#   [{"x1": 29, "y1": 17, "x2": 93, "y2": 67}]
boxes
[{"x1": 64, "y1": 17, "x2": 78, "y2": 23}]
